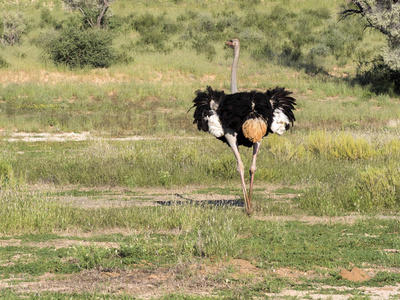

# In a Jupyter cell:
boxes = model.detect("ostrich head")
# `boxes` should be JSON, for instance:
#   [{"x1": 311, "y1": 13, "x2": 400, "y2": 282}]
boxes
[{"x1": 226, "y1": 38, "x2": 240, "y2": 50}]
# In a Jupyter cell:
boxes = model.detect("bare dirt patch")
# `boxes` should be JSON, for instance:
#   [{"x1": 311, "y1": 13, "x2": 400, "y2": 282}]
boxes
[
  {"x1": 1, "y1": 261, "x2": 247, "y2": 299},
  {"x1": 1, "y1": 131, "x2": 204, "y2": 143},
  {"x1": 4, "y1": 131, "x2": 92, "y2": 142},
  {"x1": 264, "y1": 284, "x2": 400, "y2": 300},
  {"x1": 0, "y1": 70, "x2": 129, "y2": 86},
  {"x1": 339, "y1": 267, "x2": 371, "y2": 282},
  {"x1": 0, "y1": 239, "x2": 119, "y2": 250},
  {"x1": 2, "y1": 259, "x2": 399, "y2": 299}
]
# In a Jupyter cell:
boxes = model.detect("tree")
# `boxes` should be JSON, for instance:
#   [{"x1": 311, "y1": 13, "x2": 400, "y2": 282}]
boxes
[
  {"x1": 340, "y1": 0, "x2": 400, "y2": 71},
  {"x1": 62, "y1": 0, "x2": 114, "y2": 28},
  {"x1": 1, "y1": 11, "x2": 26, "y2": 45}
]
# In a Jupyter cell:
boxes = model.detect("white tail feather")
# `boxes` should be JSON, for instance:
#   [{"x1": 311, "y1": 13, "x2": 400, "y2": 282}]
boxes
[
  {"x1": 271, "y1": 109, "x2": 290, "y2": 135},
  {"x1": 205, "y1": 112, "x2": 224, "y2": 137}
]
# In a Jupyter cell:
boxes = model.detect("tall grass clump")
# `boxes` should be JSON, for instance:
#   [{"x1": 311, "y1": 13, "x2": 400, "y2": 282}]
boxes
[
  {"x1": 354, "y1": 165, "x2": 400, "y2": 212},
  {"x1": 0, "y1": 160, "x2": 13, "y2": 184},
  {"x1": 297, "y1": 167, "x2": 359, "y2": 216},
  {"x1": 69, "y1": 206, "x2": 247, "y2": 268},
  {"x1": 68, "y1": 204, "x2": 246, "y2": 260},
  {"x1": 176, "y1": 206, "x2": 244, "y2": 259},
  {"x1": 266, "y1": 134, "x2": 307, "y2": 161},
  {"x1": 0, "y1": 177, "x2": 72, "y2": 234},
  {"x1": 305, "y1": 130, "x2": 375, "y2": 160},
  {"x1": 300, "y1": 160, "x2": 400, "y2": 215}
]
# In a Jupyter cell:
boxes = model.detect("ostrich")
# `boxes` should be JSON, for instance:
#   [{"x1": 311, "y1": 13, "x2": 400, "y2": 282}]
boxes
[{"x1": 190, "y1": 38, "x2": 296, "y2": 215}]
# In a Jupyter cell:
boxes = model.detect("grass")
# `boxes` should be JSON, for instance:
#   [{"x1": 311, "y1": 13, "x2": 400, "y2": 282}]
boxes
[
  {"x1": 0, "y1": 204, "x2": 399, "y2": 298},
  {"x1": 0, "y1": 0, "x2": 399, "y2": 298},
  {"x1": 2, "y1": 129, "x2": 400, "y2": 215}
]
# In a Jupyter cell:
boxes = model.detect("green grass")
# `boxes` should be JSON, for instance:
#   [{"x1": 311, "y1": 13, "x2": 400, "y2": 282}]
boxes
[
  {"x1": 2, "y1": 129, "x2": 400, "y2": 214},
  {"x1": 0, "y1": 211, "x2": 398, "y2": 298}
]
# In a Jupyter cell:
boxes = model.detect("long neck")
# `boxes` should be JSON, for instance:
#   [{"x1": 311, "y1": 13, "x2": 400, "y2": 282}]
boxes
[{"x1": 231, "y1": 46, "x2": 239, "y2": 94}]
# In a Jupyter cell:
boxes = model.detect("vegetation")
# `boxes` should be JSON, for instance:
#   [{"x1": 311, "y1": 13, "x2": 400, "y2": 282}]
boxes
[
  {"x1": 0, "y1": 11, "x2": 26, "y2": 45},
  {"x1": 0, "y1": 0, "x2": 399, "y2": 298},
  {"x1": 341, "y1": 0, "x2": 400, "y2": 71},
  {"x1": 45, "y1": 26, "x2": 115, "y2": 68},
  {"x1": 62, "y1": 0, "x2": 114, "y2": 28},
  {"x1": 341, "y1": 0, "x2": 400, "y2": 92}
]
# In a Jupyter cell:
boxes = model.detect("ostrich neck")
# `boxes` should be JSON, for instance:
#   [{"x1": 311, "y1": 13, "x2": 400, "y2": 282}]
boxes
[{"x1": 231, "y1": 46, "x2": 239, "y2": 94}]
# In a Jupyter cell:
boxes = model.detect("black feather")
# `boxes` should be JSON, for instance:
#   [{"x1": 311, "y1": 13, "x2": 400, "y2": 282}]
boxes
[
  {"x1": 218, "y1": 91, "x2": 272, "y2": 133},
  {"x1": 190, "y1": 86, "x2": 296, "y2": 148},
  {"x1": 268, "y1": 87, "x2": 297, "y2": 125},
  {"x1": 189, "y1": 86, "x2": 225, "y2": 133}
]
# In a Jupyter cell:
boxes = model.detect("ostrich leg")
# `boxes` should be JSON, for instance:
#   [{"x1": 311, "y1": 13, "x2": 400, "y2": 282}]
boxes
[
  {"x1": 248, "y1": 141, "x2": 261, "y2": 214},
  {"x1": 224, "y1": 133, "x2": 251, "y2": 215}
]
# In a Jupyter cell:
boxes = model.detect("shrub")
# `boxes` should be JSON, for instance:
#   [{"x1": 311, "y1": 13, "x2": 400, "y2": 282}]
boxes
[
  {"x1": 0, "y1": 55, "x2": 9, "y2": 68},
  {"x1": 192, "y1": 36, "x2": 216, "y2": 61},
  {"x1": 354, "y1": 56, "x2": 400, "y2": 95},
  {"x1": 309, "y1": 44, "x2": 331, "y2": 58},
  {"x1": 39, "y1": 7, "x2": 58, "y2": 28},
  {"x1": 132, "y1": 13, "x2": 177, "y2": 52},
  {"x1": 45, "y1": 26, "x2": 115, "y2": 68},
  {"x1": 251, "y1": 43, "x2": 276, "y2": 61},
  {"x1": 279, "y1": 44, "x2": 302, "y2": 65}
]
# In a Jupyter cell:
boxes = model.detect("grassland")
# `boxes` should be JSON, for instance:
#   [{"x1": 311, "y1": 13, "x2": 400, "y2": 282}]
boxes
[{"x1": 0, "y1": 0, "x2": 399, "y2": 299}]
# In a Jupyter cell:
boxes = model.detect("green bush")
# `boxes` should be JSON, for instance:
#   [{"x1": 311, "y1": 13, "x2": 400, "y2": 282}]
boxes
[
  {"x1": 192, "y1": 36, "x2": 216, "y2": 61},
  {"x1": 39, "y1": 7, "x2": 59, "y2": 29},
  {"x1": 133, "y1": 13, "x2": 177, "y2": 52},
  {"x1": 0, "y1": 55, "x2": 9, "y2": 68},
  {"x1": 45, "y1": 26, "x2": 115, "y2": 68},
  {"x1": 355, "y1": 56, "x2": 400, "y2": 95}
]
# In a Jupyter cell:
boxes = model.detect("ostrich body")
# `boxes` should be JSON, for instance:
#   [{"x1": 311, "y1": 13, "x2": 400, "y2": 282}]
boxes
[{"x1": 190, "y1": 38, "x2": 296, "y2": 215}]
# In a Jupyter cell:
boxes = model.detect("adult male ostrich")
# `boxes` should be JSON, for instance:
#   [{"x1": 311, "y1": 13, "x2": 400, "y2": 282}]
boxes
[{"x1": 190, "y1": 38, "x2": 296, "y2": 215}]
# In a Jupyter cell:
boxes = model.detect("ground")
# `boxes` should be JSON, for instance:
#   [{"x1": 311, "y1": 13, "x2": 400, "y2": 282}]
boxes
[{"x1": 1, "y1": 183, "x2": 399, "y2": 299}]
